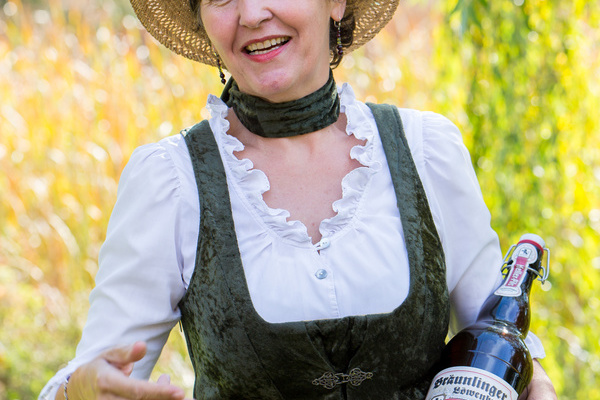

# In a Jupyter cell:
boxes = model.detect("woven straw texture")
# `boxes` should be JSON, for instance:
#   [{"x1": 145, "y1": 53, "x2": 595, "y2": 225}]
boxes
[{"x1": 130, "y1": 0, "x2": 400, "y2": 67}]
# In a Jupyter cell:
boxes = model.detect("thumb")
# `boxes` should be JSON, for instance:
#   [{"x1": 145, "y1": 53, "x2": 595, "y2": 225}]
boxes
[{"x1": 102, "y1": 341, "x2": 147, "y2": 367}]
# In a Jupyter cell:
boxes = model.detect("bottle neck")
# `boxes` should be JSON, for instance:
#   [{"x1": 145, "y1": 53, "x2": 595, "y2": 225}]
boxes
[
  {"x1": 478, "y1": 241, "x2": 545, "y2": 335},
  {"x1": 494, "y1": 257, "x2": 541, "y2": 298}
]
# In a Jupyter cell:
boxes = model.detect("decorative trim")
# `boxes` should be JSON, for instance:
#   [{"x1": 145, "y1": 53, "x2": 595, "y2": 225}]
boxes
[{"x1": 312, "y1": 368, "x2": 373, "y2": 389}]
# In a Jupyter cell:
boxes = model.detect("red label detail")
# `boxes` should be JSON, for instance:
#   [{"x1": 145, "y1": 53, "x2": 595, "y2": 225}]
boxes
[{"x1": 505, "y1": 256, "x2": 528, "y2": 288}]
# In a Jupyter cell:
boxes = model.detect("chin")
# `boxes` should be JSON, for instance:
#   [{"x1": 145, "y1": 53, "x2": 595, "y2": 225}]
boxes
[
  {"x1": 236, "y1": 61, "x2": 326, "y2": 102},
  {"x1": 249, "y1": 76, "x2": 299, "y2": 103}
]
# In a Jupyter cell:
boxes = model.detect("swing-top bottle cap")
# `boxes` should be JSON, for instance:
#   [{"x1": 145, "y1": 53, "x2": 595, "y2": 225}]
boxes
[{"x1": 519, "y1": 233, "x2": 545, "y2": 249}]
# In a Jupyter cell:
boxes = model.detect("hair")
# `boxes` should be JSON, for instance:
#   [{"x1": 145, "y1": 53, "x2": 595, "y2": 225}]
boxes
[{"x1": 188, "y1": 0, "x2": 355, "y2": 68}]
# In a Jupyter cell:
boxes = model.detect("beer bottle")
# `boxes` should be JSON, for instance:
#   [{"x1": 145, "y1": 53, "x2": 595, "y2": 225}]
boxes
[{"x1": 425, "y1": 234, "x2": 549, "y2": 400}]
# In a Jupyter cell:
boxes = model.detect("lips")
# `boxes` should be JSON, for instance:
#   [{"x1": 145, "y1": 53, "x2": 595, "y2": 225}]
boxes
[{"x1": 245, "y1": 37, "x2": 290, "y2": 55}]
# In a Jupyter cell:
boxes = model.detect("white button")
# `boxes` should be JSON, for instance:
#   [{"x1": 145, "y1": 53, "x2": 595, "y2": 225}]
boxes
[
  {"x1": 315, "y1": 269, "x2": 328, "y2": 280},
  {"x1": 315, "y1": 237, "x2": 331, "y2": 251}
]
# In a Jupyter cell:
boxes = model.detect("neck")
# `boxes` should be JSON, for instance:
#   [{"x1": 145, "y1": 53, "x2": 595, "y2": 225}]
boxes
[
  {"x1": 221, "y1": 70, "x2": 340, "y2": 138},
  {"x1": 226, "y1": 108, "x2": 347, "y2": 151}
]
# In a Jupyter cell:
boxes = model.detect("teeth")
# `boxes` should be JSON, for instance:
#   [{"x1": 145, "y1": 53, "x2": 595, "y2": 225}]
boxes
[{"x1": 246, "y1": 37, "x2": 288, "y2": 53}]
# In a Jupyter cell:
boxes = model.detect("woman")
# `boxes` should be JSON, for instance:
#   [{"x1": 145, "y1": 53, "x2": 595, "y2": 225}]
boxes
[{"x1": 40, "y1": 0, "x2": 557, "y2": 399}]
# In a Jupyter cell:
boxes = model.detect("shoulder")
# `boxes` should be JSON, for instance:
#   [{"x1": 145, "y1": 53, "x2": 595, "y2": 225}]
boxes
[
  {"x1": 368, "y1": 107, "x2": 469, "y2": 181},
  {"x1": 126, "y1": 133, "x2": 191, "y2": 172},
  {"x1": 120, "y1": 133, "x2": 193, "y2": 192},
  {"x1": 391, "y1": 107, "x2": 480, "y2": 206},
  {"x1": 396, "y1": 109, "x2": 464, "y2": 156},
  {"x1": 112, "y1": 133, "x2": 199, "y2": 237},
  {"x1": 360, "y1": 104, "x2": 464, "y2": 158}
]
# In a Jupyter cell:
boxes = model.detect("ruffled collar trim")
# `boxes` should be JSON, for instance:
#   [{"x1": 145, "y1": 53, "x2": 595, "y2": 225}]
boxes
[{"x1": 206, "y1": 83, "x2": 382, "y2": 245}]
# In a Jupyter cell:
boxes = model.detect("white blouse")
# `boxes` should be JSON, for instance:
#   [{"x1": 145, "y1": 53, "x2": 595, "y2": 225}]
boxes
[{"x1": 40, "y1": 84, "x2": 544, "y2": 399}]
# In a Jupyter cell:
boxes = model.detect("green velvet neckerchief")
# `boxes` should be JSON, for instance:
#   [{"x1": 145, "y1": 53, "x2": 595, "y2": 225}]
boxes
[{"x1": 220, "y1": 70, "x2": 340, "y2": 138}]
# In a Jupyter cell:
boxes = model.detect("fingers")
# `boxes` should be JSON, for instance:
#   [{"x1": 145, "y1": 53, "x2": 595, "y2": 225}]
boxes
[
  {"x1": 102, "y1": 342, "x2": 148, "y2": 366},
  {"x1": 98, "y1": 343, "x2": 186, "y2": 399},
  {"x1": 518, "y1": 387, "x2": 528, "y2": 400},
  {"x1": 68, "y1": 343, "x2": 190, "y2": 400},
  {"x1": 100, "y1": 342, "x2": 148, "y2": 376},
  {"x1": 156, "y1": 375, "x2": 197, "y2": 400},
  {"x1": 98, "y1": 371, "x2": 185, "y2": 400},
  {"x1": 522, "y1": 359, "x2": 557, "y2": 400}
]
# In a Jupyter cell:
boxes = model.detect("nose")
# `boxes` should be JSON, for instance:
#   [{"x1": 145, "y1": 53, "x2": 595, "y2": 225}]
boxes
[{"x1": 237, "y1": 0, "x2": 272, "y2": 29}]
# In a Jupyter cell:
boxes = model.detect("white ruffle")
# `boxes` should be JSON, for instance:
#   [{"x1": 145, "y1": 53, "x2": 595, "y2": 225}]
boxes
[
  {"x1": 206, "y1": 85, "x2": 381, "y2": 243},
  {"x1": 319, "y1": 84, "x2": 382, "y2": 237}
]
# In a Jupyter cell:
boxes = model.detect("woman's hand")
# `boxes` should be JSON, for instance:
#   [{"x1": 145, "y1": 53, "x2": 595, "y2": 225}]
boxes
[
  {"x1": 58, "y1": 342, "x2": 191, "y2": 400},
  {"x1": 518, "y1": 359, "x2": 557, "y2": 400}
]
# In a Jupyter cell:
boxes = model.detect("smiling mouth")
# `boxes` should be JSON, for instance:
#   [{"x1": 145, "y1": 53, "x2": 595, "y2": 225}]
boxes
[{"x1": 245, "y1": 37, "x2": 290, "y2": 55}]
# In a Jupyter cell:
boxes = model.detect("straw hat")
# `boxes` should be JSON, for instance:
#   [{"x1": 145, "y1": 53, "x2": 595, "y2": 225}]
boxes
[{"x1": 129, "y1": 0, "x2": 400, "y2": 67}]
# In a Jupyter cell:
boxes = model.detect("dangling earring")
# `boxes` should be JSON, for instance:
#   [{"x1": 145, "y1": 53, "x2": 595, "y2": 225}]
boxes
[
  {"x1": 215, "y1": 52, "x2": 227, "y2": 85},
  {"x1": 334, "y1": 20, "x2": 343, "y2": 56}
]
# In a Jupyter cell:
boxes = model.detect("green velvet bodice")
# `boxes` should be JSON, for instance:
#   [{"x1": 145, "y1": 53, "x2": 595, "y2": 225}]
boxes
[{"x1": 179, "y1": 104, "x2": 450, "y2": 399}]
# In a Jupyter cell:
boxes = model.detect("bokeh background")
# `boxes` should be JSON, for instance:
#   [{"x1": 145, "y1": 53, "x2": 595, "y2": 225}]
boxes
[{"x1": 1, "y1": 0, "x2": 599, "y2": 398}]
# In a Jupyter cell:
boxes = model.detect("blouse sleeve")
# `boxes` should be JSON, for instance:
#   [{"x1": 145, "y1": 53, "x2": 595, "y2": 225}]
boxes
[
  {"x1": 39, "y1": 139, "x2": 192, "y2": 399},
  {"x1": 411, "y1": 110, "x2": 545, "y2": 359}
]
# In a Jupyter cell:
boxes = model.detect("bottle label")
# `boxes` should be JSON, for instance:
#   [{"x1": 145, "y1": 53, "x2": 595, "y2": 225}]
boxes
[
  {"x1": 425, "y1": 366, "x2": 518, "y2": 400},
  {"x1": 494, "y1": 242, "x2": 538, "y2": 297}
]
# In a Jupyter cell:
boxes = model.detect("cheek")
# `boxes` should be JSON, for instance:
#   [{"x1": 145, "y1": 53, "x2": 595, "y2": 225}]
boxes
[
  {"x1": 199, "y1": 8, "x2": 231, "y2": 51},
  {"x1": 296, "y1": 10, "x2": 331, "y2": 42}
]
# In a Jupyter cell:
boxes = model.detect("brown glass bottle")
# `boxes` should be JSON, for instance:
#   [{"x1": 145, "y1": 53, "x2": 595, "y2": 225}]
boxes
[{"x1": 425, "y1": 234, "x2": 549, "y2": 400}]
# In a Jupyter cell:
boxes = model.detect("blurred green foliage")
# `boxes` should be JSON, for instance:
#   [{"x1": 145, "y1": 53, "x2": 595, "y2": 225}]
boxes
[
  {"x1": 1, "y1": 0, "x2": 599, "y2": 398},
  {"x1": 434, "y1": 0, "x2": 600, "y2": 397}
]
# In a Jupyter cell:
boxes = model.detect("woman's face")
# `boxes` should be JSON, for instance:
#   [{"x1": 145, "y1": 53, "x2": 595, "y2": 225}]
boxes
[{"x1": 201, "y1": 0, "x2": 346, "y2": 103}]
